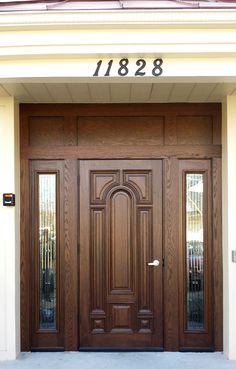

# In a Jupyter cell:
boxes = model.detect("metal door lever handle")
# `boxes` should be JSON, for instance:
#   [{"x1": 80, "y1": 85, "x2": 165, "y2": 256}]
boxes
[{"x1": 147, "y1": 259, "x2": 160, "y2": 267}]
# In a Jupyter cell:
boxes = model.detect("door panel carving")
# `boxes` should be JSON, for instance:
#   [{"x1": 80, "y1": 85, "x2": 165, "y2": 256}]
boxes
[
  {"x1": 90, "y1": 171, "x2": 120, "y2": 203},
  {"x1": 80, "y1": 160, "x2": 163, "y2": 348},
  {"x1": 110, "y1": 190, "x2": 133, "y2": 292},
  {"x1": 138, "y1": 209, "x2": 153, "y2": 315},
  {"x1": 123, "y1": 171, "x2": 152, "y2": 203},
  {"x1": 90, "y1": 209, "x2": 105, "y2": 315}
]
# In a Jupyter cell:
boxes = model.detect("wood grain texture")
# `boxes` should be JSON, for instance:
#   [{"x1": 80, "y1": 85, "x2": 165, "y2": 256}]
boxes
[
  {"x1": 64, "y1": 160, "x2": 78, "y2": 350},
  {"x1": 110, "y1": 191, "x2": 133, "y2": 291},
  {"x1": 20, "y1": 159, "x2": 30, "y2": 351},
  {"x1": 77, "y1": 116, "x2": 164, "y2": 146},
  {"x1": 29, "y1": 116, "x2": 64, "y2": 146},
  {"x1": 80, "y1": 160, "x2": 163, "y2": 349},
  {"x1": 212, "y1": 158, "x2": 223, "y2": 351},
  {"x1": 64, "y1": 116, "x2": 78, "y2": 146},
  {"x1": 21, "y1": 103, "x2": 221, "y2": 160},
  {"x1": 164, "y1": 114, "x2": 177, "y2": 145},
  {"x1": 21, "y1": 145, "x2": 221, "y2": 160},
  {"x1": 20, "y1": 103, "x2": 222, "y2": 351},
  {"x1": 138, "y1": 209, "x2": 152, "y2": 314},
  {"x1": 176, "y1": 116, "x2": 213, "y2": 145},
  {"x1": 163, "y1": 158, "x2": 179, "y2": 350},
  {"x1": 91, "y1": 209, "x2": 105, "y2": 321},
  {"x1": 212, "y1": 109, "x2": 222, "y2": 145},
  {"x1": 111, "y1": 305, "x2": 133, "y2": 333}
]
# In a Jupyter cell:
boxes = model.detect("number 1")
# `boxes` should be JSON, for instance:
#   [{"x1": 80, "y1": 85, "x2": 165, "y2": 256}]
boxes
[
  {"x1": 93, "y1": 60, "x2": 102, "y2": 76},
  {"x1": 104, "y1": 60, "x2": 113, "y2": 76}
]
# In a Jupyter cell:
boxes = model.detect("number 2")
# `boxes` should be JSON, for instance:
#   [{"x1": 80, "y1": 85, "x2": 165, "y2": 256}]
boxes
[{"x1": 135, "y1": 59, "x2": 146, "y2": 76}]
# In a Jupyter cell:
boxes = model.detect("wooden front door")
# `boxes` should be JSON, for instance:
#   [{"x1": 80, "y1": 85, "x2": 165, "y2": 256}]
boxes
[
  {"x1": 21, "y1": 103, "x2": 222, "y2": 352},
  {"x1": 80, "y1": 160, "x2": 163, "y2": 349}
]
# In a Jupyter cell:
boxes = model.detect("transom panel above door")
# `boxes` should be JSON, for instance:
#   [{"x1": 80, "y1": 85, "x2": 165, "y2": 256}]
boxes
[
  {"x1": 21, "y1": 103, "x2": 222, "y2": 352},
  {"x1": 79, "y1": 160, "x2": 163, "y2": 349}
]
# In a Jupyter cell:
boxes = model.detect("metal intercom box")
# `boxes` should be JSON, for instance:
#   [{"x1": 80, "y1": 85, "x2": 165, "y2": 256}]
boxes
[{"x1": 3, "y1": 193, "x2": 15, "y2": 206}]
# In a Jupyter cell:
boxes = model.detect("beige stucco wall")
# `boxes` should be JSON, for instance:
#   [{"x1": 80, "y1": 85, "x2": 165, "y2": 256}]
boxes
[
  {"x1": 222, "y1": 96, "x2": 236, "y2": 360},
  {"x1": 0, "y1": 97, "x2": 20, "y2": 360}
]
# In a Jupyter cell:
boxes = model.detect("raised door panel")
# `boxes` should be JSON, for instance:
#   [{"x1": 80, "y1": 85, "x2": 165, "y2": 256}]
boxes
[
  {"x1": 80, "y1": 160, "x2": 163, "y2": 349},
  {"x1": 77, "y1": 116, "x2": 164, "y2": 146},
  {"x1": 110, "y1": 190, "x2": 133, "y2": 293}
]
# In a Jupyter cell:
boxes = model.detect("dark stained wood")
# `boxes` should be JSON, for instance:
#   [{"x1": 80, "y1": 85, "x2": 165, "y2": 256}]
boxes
[
  {"x1": 20, "y1": 158, "x2": 30, "y2": 351},
  {"x1": 212, "y1": 158, "x2": 223, "y2": 351},
  {"x1": 29, "y1": 116, "x2": 78, "y2": 147},
  {"x1": 212, "y1": 112, "x2": 222, "y2": 145},
  {"x1": 164, "y1": 114, "x2": 177, "y2": 145},
  {"x1": 163, "y1": 158, "x2": 179, "y2": 350},
  {"x1": 64, "y1": 160, "x2": 78, "y2": 350},
  {"x1": 20, "y1": 109, "x2": 30, "y2": 147},
  {"x1": 176, "y1": 116, "x2": 213, "y2": 145},
  {"x1": 20, "y1": 102, "x2": 222, "y2": 352},
  {"x1": 21, "y1": 145, "x2": 221, "y2": 160},
  {"x1": 20, "y1": 103, "x2": 221, "y2": 119},
  {"x1": 20, "y1": 103, "x2": 221, "y2": 159},
  {"x1": 64, "y1": 116, "x2": 78, "y2": 146},
  {"x1": 178, "y1": 160, "x2": 213, "y2": 350},
  {"x1": 29, "y1": 117, "x2": 65, "y2": 146},
  {"x1": 77, "y1": 116, "x2": 164, "y2": 146},
  {"x1": 80, "y1": 160, "x2": 163, "y2": 349}
]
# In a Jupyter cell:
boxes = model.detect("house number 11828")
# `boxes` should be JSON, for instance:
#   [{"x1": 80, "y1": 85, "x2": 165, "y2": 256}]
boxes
[{"x1": 93, "y1": 58, "x2": 163, "y2": 77}]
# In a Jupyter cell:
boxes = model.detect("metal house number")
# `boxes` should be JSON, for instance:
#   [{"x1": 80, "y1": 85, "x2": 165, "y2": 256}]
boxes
[{"x1": 93, "y1": 58, "x2": 163, "y2": 77}]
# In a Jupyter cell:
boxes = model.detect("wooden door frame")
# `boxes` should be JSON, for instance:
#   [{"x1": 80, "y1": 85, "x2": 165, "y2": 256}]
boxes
[{"x1": 20, "y1": 103, "x2": 222, "y2": 352}]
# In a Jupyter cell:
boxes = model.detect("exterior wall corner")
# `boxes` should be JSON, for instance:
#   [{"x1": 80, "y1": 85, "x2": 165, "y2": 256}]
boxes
[
  {"x1": 222, "y1": 95, "x2": 236, "y2": 360},
  {"x1": 0, "y1": 96, "x2": 20, "y2": 360}
]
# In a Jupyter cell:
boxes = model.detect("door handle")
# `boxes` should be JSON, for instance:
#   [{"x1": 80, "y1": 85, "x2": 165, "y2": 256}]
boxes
[{"x1": 147, "y1": 259, "x2": 160, "y2": 267}]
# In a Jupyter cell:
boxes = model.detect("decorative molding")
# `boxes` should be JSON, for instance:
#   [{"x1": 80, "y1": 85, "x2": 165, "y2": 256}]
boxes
[{"x1": 1, "y1": 9, "x2": 236, "y2": 30}]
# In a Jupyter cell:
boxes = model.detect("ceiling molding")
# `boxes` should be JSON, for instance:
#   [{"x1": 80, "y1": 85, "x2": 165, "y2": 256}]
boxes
[{"x1": 1, "y1": 9, "x2": 236, "y2": 30}]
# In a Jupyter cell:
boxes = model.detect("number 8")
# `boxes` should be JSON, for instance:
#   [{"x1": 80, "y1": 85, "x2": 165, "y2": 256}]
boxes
[
  {"x1": 118, "y1": 58, "x2": 129, "y2": 76},
  {"x1": 152, "y1": 59, "x2": 163, "y2": 77}
]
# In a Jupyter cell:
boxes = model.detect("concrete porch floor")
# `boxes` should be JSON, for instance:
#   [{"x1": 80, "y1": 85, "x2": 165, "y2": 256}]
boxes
[{"x1": 1, "y1": 352, "x2": 236, "y2": 369}]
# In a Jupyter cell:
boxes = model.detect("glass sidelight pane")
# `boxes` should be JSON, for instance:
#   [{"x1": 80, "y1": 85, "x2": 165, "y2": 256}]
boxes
[
  {"x1": 39, "y1": 174, "x2": 57, "y2": 330},
  {"x1": 186, "y1": 173, "x2": 204, "y2": 330}
]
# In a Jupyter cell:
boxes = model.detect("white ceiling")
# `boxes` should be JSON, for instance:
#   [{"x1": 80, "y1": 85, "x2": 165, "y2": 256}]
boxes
[{"x1": 0, "y1": 82, "x2": 236, "y2": 103}]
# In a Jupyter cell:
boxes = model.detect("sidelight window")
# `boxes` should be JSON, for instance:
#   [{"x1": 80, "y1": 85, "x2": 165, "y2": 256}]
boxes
[
  {"x1": 185, "y1": 173, "x2": 204, "y2": 331},
  {"x1": 38, "y1": 174, "x2": 57, "y2": 330}
]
